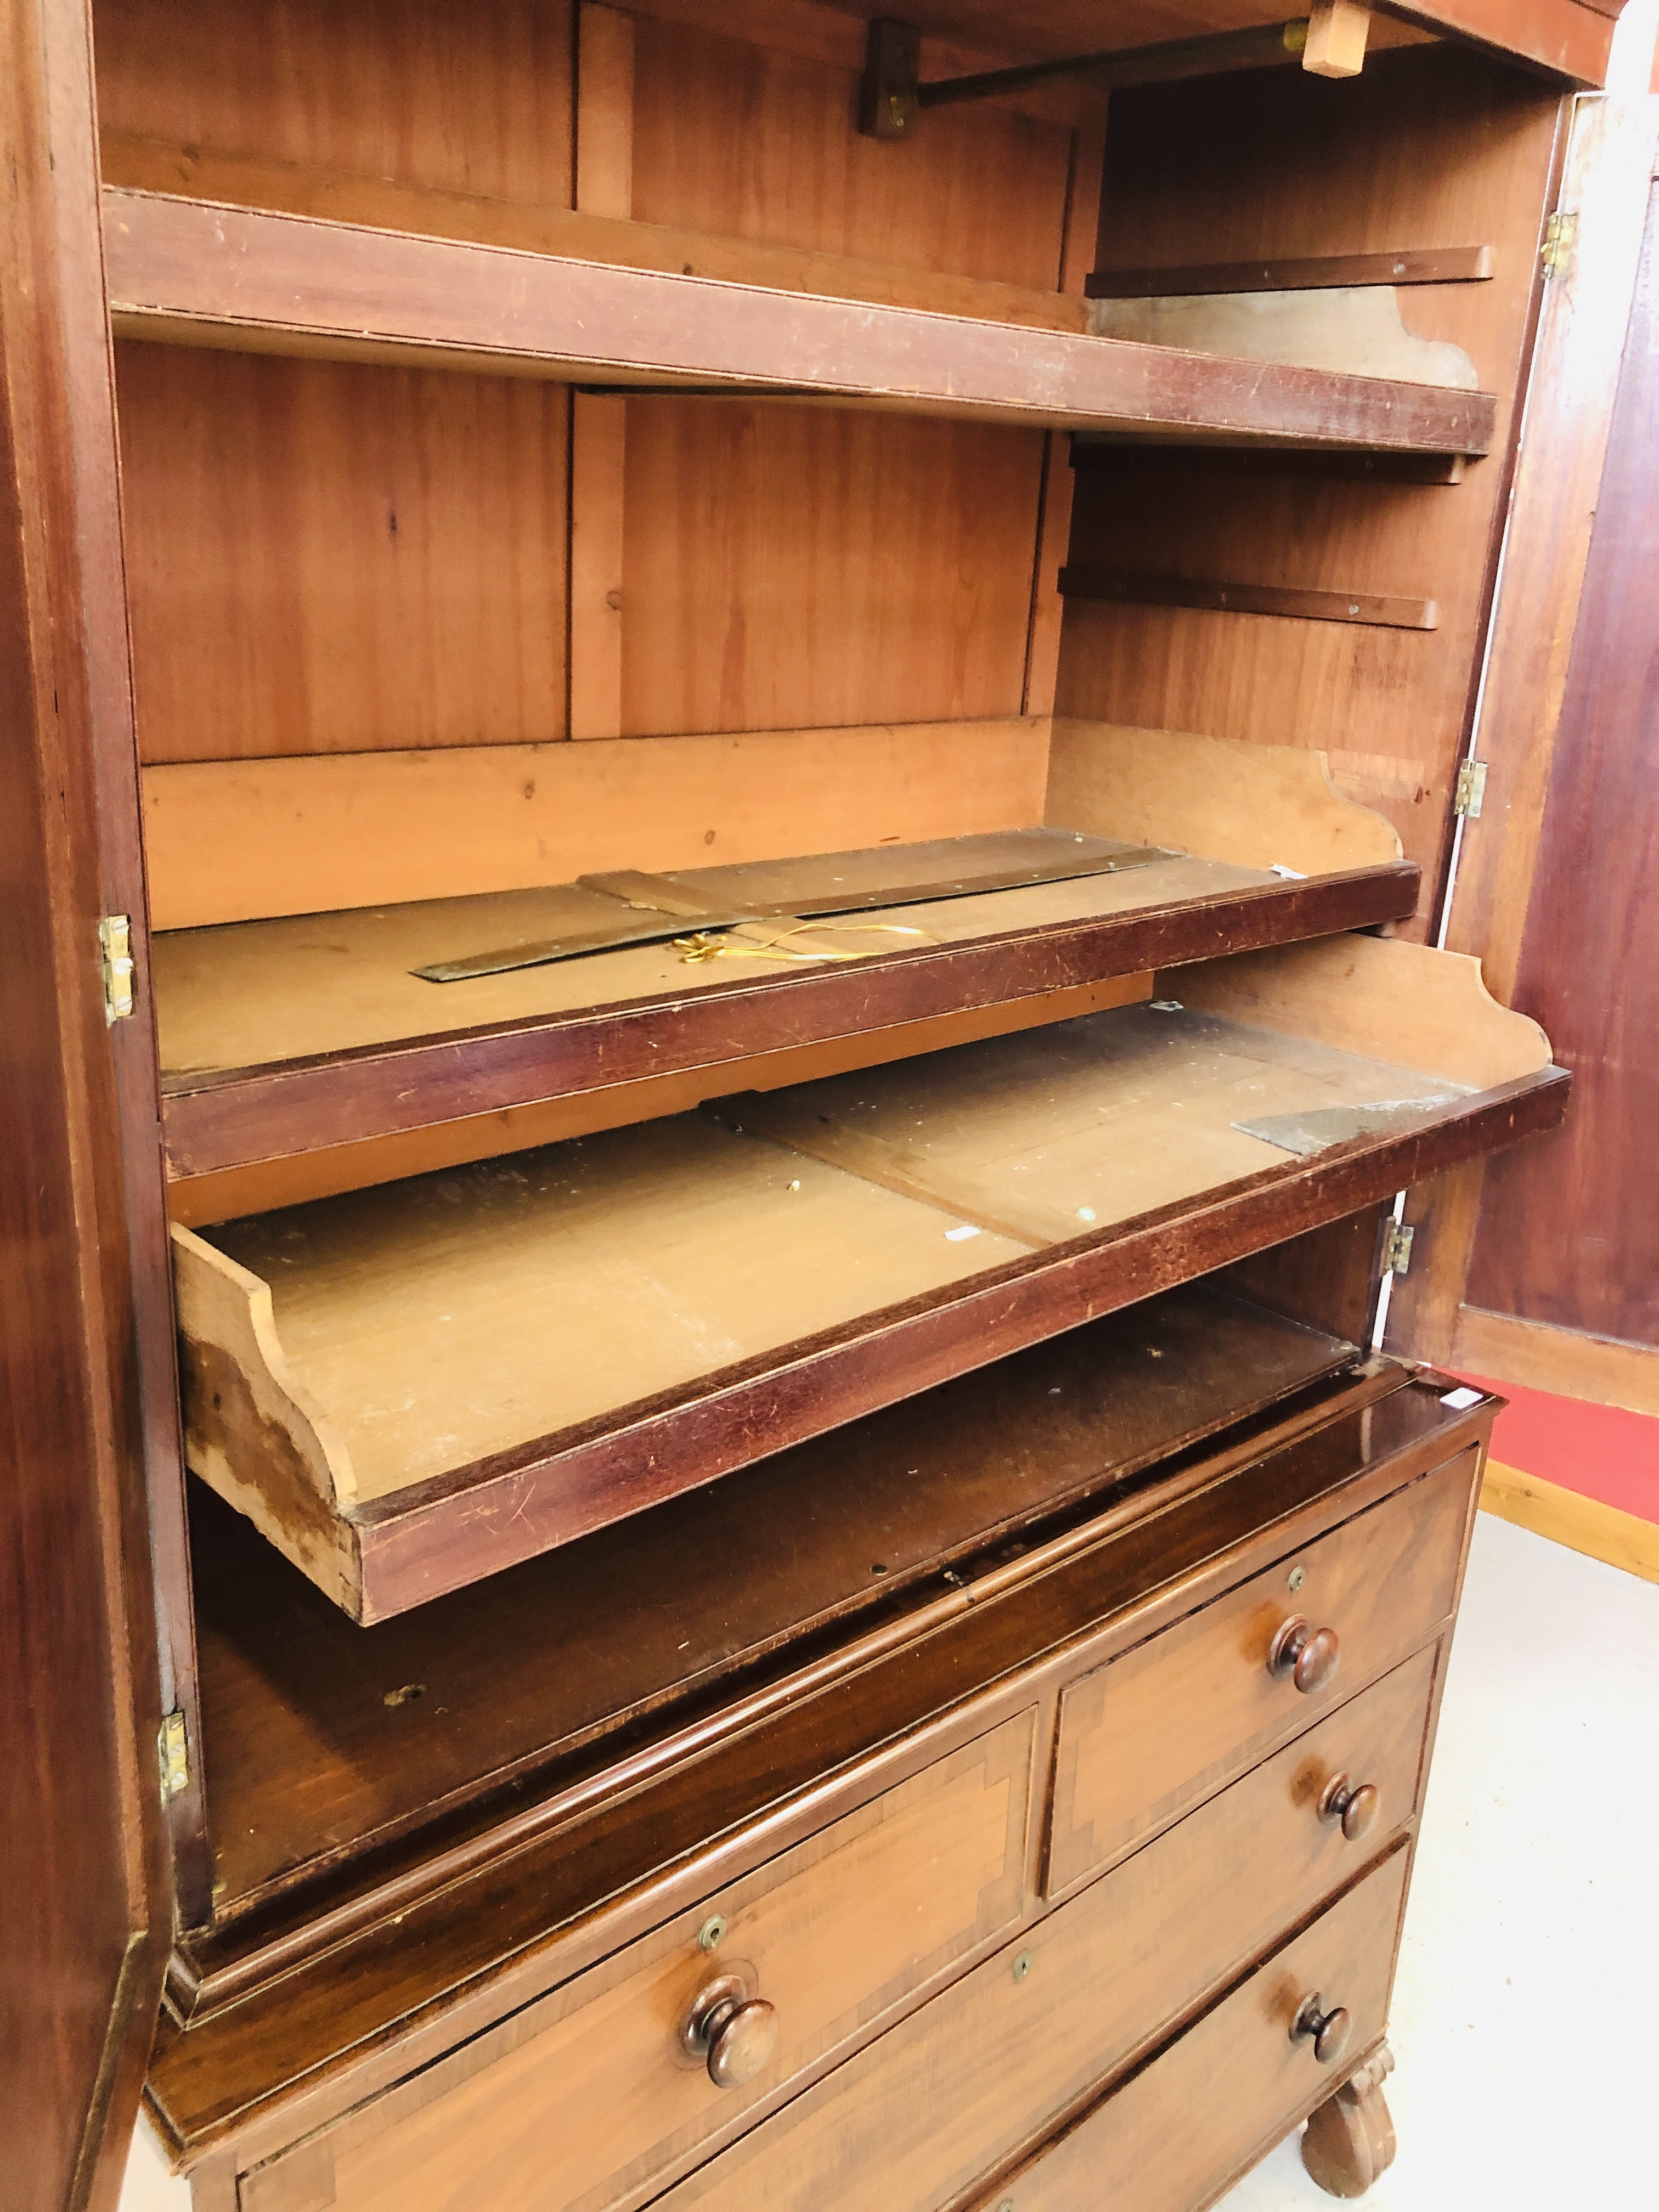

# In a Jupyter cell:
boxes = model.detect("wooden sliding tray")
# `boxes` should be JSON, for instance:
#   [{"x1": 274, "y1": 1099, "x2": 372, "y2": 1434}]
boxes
[
  {"x1": 149, "y1": 720, "x2": 1419, "y2": 1218},
  {"x1": 172, "y1": 934, "x2": 1564, "y2": 1620}
]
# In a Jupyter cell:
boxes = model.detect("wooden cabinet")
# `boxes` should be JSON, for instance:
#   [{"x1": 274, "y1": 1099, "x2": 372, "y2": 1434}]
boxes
[{"x1": 2, "y1": 4, "x2": 1626, "y2": 2210}]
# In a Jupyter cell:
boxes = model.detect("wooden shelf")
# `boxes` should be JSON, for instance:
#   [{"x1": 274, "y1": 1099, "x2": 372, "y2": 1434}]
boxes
[
  {"x1": 172, "y1": 934, "x2": 1564, "y2": 1622},
  {"x1": 101, "y1": 186, "x2": 1498, "y2": 454}
]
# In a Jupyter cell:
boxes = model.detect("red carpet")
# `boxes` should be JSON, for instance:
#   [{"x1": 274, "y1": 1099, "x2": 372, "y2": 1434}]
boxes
[{"x1": 1458, "y1": 1371, "x2": 1659, "y2": 1525}]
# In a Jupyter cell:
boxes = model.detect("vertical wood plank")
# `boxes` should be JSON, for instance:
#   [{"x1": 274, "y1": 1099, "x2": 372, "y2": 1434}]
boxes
[
  {"x1": 1022, "y1": 438, "x2": 1074, "y2": 719},
  {"x1": 575, "y1": 1, "x2": 634, "y2": 219},
  {"x1": 569, "y1": 1, "x2": 634, "y2": 740},
  {"x1": 1023, "y1": 102, "x2": 1105, "y2": 718},
  {"x1": 569, "y1": 396, "x2": 628, "y2": 742}
]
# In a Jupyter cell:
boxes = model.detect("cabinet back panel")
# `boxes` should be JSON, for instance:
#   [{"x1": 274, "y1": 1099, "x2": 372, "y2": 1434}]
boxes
[
  {"x1": 93, "y1": 0, "x2": 577, "y2": 204},
  {"x1": 117, "y1": 346, "x2": 571, "y2": 761},
  {"x1": 630, "y1": 10, "x2": 1074, "y2": 288},
  {"x1": 621, "y1": 402, "x2": 1046, "y2": 737}
]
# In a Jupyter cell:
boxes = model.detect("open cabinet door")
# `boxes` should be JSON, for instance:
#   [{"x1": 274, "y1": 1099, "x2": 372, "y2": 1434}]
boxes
[{"x1": 1, "y1": 2, "x2": 173, "y2": 2208}]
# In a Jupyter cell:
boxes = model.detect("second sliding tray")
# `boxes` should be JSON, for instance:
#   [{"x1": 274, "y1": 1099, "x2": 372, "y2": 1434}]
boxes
[{"x1": 172, "y1": 934, "x2": 1564, "y2": 1620}]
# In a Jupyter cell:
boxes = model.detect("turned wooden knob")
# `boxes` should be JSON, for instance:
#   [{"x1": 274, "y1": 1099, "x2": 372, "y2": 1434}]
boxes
[
  {"x1": 1291, "y1": 1991, "x2": 1353, "y2": 2066},
  {"x1": 1268, "y1": 1614, "x2": 1341, "y2": 1694},
  {"x1": 679, "y1": 1970, "x2": 778, "y2": 2089},
  {"x1": 1319, "y1": 1771, "x2": 1380, "y2": 1842}
]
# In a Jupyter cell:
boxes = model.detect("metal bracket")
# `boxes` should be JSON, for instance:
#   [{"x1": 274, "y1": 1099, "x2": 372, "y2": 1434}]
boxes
[
  {"x1": 99, "y1": 913, "x2": 135, "y2": 1023},
  {"x1": 1453, "y1": 759, "x2": 1488, "y2": 819},
  {"x1": 159, "y1": 1708, "x2": 190, "y2": 1801},
  {"x1": 858, "y1": 16, "x2": 1317, "y2": 140},
  {"x1": 1542, "y1": 210, "x2": 1577, "y2": 283},
  {"x1": 1379, "y1": 1221, "x2": 1415, "y2": 1278}
]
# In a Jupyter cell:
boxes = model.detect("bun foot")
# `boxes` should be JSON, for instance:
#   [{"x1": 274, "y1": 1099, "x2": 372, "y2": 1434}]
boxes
[{"x1": 1301, "y1": 2044, "x2": 1397, "y2": 2198}]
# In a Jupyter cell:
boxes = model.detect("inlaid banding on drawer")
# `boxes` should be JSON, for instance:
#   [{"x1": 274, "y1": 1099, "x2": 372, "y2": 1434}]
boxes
[
  {"x1": 649, "y1": 1661, "x2": 1430, "y2": 2212},
  {"x1": 966, "y1": 1847, "x2": 1413, "y2": 2212},
  {"x1": 236, "y1": 1711, "x2": 1032, "y2": 2212},
  {"x1": 1046, "y1": 1447, "x2": 1475, "y2": 1896}
]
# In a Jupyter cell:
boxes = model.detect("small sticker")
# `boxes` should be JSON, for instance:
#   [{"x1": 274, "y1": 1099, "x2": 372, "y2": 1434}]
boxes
[
  {"x1": 1150, "y1": 999, "x2": 1183, "y2": 1013},
  {"x1": 1440, "y1": 1385, "x2": 1482, "y2": 1410},
  {"x1": 1269, "y1": 862, "x2": 1308, "y2": 880},
  {"x1": 945, "y1": 1224, "x2": 981, "y2": 1242}
]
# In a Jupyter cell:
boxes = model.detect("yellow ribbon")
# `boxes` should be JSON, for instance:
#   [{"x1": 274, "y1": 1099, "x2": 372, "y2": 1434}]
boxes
[{"x1": 674, "y1": 919, "x2": 937, "y2": 966}]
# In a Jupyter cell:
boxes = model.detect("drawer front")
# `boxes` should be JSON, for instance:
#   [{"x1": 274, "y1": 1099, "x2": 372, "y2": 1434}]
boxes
[
  {"x1": 239, "y1": 1713, "x2": 1032, "y2": 2212},
  {"x1": 650, "y1": 1655, "x2": 1433, "y2": 2212},
  {"x1": 966, "y1": 1848, "x2": 1412, "y2": 2212},
  {"x1": 1047, "y1": 1447, "x2": 1475, "y2": 1894}
]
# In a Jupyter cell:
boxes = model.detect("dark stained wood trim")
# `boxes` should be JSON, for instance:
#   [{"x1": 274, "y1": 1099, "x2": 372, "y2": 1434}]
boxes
[
  {"x1": 99, "y1": 190, "x2": 1499, "y2": 456},
  {"x1": 1057, "y1": 568, "x2": 1440, "y2": 630},
  {"x1": 0, "y1": 1, "x2": 176, "y2": 2198},
  {"x1": 1386, "y1": 0, "x2": 1624, "y2": 86},
  {"x1": 35, "y1": 0, "x2": 215, "y2": 1926},
  {"x1": 1073, "y1": 441, "x2": 1468, "y2": 486},
  {"x1": 1086, "y1": 246, "x2": 1496, "y2": 295},
  {"x1": 149, "y1": 1383, "x2": 1496, "y2": 2161},
  {"x1": 338, "y1": 1065, "x2": 1566, "y2": 1622},
  {"x1": 160, "y1": 866, "x2": 1421, "y2": 1178}
]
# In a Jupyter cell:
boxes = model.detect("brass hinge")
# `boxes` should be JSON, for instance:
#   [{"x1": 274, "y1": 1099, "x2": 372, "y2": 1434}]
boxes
[
  {"x1": 99, "y1": 913, "x2": 135, "y2": 1023},
  {"x1": 1380, "y1": 1221, "x2": 1415, "y2": 1278},
  {"x1": 1453, "y1": 759, "x2": 1488, "y2": 819},
  {"x1": 159, "y1": 1709, "x2": 190, "y2": 1801},
  {"x1": 1542, "y1": 210, "x2": 1577, "y2": 282}
]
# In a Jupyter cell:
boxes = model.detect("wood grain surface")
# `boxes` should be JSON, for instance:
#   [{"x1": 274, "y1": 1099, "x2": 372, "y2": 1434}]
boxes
[
  {"x1": 186, "y1": 1284, "x2": 1355, "y2": 1911},
  {"x1": 167, "y1": 958, "x2": 1559, "y2": 1616},
  {"x1": 149, "y1": 1379, "x2": 1492, "y2": 2159},
  {"x1": 1059, "y1": 47, "x2": 1566, "y2": 905},
  {"x1": 116, "y1": 345, "x2": 571, "y2": 761},
  {"x1": 1463, "y1": 171, "x2": 1659, "y2": 1344},
  {"x1": 1, "y1": 1, "x2": 172, "y2": 2197},
  {"x1": 139, "y1": 719, "x2": 1053, "y2": 928},
  {"x1": 1046, "y1": 1462, "x2": 1469, "y2": 1891},
  {"x1": 651, "y1": 1828, "x2": 1413, "y2": 2212},
  {"x1": 617, "y1": 402, "x2": 1045, "y2": 736},
  {"x1": 94, "y1": 0, "x2": 578, "y2": 204},
  {"x1": 100, "y1": 188, "x2": 1498, "y2": 452},
  {"x1": 964, "y1": 1849, "x2": 1413, "y2": 2212},
  {"x1": 240, "y1": 1716, "x2": 1030, "y2": 2212}
]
